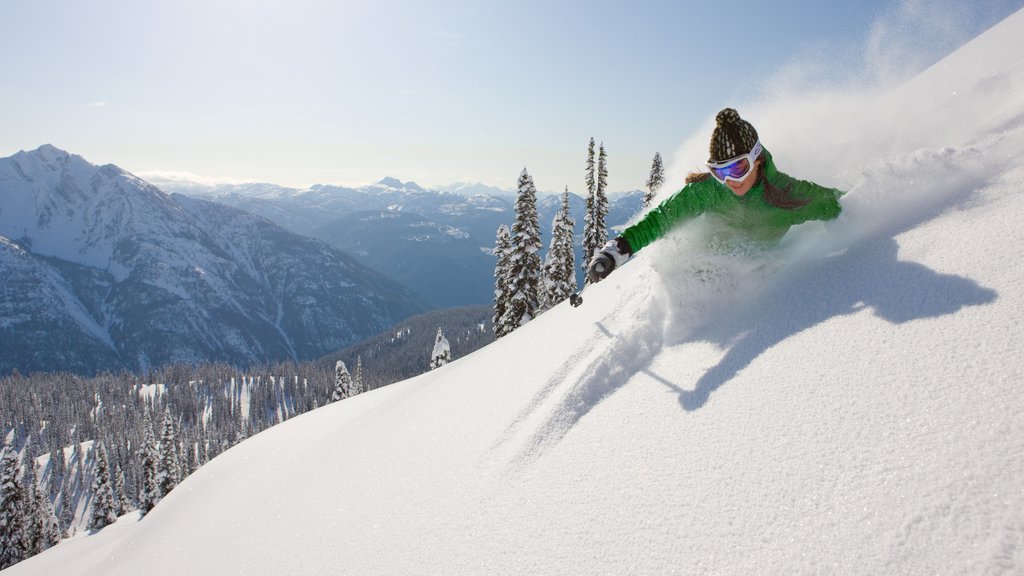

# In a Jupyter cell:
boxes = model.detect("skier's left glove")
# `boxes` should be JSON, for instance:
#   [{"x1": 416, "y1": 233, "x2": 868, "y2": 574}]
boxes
[{"x1": 586, "y1": 238, "x2": 632, "y2": 284}]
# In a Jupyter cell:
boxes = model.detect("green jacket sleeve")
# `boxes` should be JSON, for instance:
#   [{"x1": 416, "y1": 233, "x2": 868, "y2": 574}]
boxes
[
  {"x1": 768, "y1": 170, "x2": 844, "y2": 225},
  {"x1": 621, "y1": 179, "x2": 725, "y2": 254}
]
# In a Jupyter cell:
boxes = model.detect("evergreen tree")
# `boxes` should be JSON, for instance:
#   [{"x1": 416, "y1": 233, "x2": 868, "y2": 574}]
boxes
[
  {"x1": 48, "y1": 448, "x2": 65, "y2": 499},
  {"x1": 541, "y1": 187, "x2": 578, "y2": 309},
  {"x1": 505, "y1": 168, "x2": 543, "y2": 328},
  {"x1": 138, "y1": 413, "x2": 160, "y2": 515},
  {"x1": 429, "y1": 328, "x2": 452, "y2": 370},
  {"x1": 353, "y1": 356, "x2": 364, "y2": 396},
  {"x1": 58, "y1": 475, "x2": 74, "y2": 537},
  {"x1": 492, "y1": 224, "x2": 514, "y2": 338},
  {"x1": 332, "y1": 361, "x2": 352, "y2": 402},
  {"x1": 112, "y1": 463, "x2": 128, "y2": 516},
  {"x1": 177, "y1": 439, "x2": 190, "y2": 482},
  {"x1": 583, "y1": 138, "x2": 598, "y2": 273},
  {"x1": 0, "y1": 444, "x2": 26, "y2": 570},
  {"x1": 22, "y1": 460, "x2": 57, "y2": 555},
  {"x1": 88, "y1": 443, "x2": 117, "y2": 531},
  {"x1": 595, "y1": 143, "x2": 609, "y2": 250},
  {"x1": 20, "y1": 458, "x2": 41, "y2": 556},
  {"x1": 157, "y1": 408, "x2": 179, "y2": 499},
  {"x1": 37, "y1": 476, "x2": 60, "y2": 550},
  {"x1": 644, "y1": 151, "x2": 665, "y2": 207}
]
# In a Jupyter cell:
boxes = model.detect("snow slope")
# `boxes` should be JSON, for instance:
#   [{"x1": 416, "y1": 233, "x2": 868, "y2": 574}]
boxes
[{"x1": 8, "y1": 8, "x2": 1024, "y2": 576}]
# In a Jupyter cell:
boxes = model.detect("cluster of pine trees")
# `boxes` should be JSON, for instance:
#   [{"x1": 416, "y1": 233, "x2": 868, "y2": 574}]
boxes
[
  {"x1": 493, "y1": 140, "x2": 666, "y2": 337},
  {"x1": 0, "y1": 361, "x2": 335, "y2": 569}
]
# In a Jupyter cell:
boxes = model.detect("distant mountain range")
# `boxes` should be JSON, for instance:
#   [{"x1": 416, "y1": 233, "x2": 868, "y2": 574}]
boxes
[
  {"x1": 0, "y1": 146, "x2": 428, "y2": 376},
  {"x1": 154, "y1": 176, "x2": 646, "y2": 307}
]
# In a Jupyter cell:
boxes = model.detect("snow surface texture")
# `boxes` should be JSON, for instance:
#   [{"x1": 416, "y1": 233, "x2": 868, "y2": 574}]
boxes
[{"x1": 9, "y1": 8, "x2": 1024, "y2": 576}]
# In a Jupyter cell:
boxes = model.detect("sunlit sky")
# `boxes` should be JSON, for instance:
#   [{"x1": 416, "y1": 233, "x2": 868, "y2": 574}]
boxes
[{"x1": 2, "y1": 0, "x2": 1021, "y2": 193}]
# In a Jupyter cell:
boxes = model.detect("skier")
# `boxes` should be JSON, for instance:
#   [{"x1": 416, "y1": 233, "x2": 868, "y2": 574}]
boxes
[{"x1": 586, "y1": 108, "x2": 844, "y2": 284}]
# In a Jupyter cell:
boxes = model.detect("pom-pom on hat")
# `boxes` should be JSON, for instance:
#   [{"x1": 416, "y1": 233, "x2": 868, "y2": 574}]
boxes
[{"x1": 709, "y1": 108, "x2": 759, "y2": 162}]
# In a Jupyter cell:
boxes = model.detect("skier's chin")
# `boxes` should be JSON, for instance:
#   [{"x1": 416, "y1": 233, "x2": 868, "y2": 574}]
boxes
[{"x1": 728, "y1": 182, "x2": 751, "y2": 196}]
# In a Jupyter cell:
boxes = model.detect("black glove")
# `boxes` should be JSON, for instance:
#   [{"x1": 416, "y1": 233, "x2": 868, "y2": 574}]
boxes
[{"x1": 586, "y1": 238, "x2": 632, "y2": 284}]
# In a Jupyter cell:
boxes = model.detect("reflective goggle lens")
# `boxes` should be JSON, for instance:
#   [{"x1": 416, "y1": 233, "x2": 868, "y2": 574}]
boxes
[{"x1": 710, "y1": 157, "x2": 751, "y2": 182}]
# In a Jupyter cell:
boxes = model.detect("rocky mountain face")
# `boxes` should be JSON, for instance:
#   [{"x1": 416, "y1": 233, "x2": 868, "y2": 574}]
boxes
[
  {"x1": 163, "y1": 178, "x2": 645, "y2": 307},
  {"x1": 0, "y1": 146, "x2": 427, "y2": 376}
]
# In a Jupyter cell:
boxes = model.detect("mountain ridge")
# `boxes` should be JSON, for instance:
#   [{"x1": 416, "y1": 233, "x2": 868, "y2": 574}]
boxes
[{"x1": 0, "y1": 146, "x2": 428, "y2": 375}]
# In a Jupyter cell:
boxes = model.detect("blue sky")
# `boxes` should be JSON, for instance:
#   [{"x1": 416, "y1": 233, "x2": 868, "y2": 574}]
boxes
[{"x1": 1, "y1": 0, "x2": 1021, "y2": 193}]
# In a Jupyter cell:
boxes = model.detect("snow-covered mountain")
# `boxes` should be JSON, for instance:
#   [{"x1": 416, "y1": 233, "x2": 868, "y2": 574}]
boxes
[
  {"x1": 0, "y1": 148, "x2": 427, "y2": 375},
  {"x1": 9, "y1": 7, "x2": 1024, "y2": 575},
  {"x1": 159, "y1": 176, "x2": 643, "y2": 307}
]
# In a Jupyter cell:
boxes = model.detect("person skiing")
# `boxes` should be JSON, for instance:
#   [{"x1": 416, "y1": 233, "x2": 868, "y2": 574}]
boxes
[{"x1": 587, "y1": 108, "x2": 844, "y2": 284}]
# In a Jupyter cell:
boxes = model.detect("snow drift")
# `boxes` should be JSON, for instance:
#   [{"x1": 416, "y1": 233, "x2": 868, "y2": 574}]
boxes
[{"x1": 8, "y1": 7, "x2": 1024, "y2": 576}]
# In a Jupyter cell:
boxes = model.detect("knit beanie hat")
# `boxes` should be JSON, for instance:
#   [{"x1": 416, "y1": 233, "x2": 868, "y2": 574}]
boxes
[{"x1": 708, "y1": 108, "x2": 759, "y2": 162}]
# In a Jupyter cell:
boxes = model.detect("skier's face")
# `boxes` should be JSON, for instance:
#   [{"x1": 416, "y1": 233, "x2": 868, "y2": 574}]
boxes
[{"x1": 726, "y1": 161, "x2": 758, "y2": 196}]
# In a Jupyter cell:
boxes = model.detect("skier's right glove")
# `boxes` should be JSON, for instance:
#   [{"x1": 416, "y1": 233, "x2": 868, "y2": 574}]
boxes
[{"x1": 586, "y1": 238, "x2": 632, "y2": 284}]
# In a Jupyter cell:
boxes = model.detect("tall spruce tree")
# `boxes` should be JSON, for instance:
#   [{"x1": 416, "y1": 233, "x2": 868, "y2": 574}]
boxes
[
  {"x1": 505, "y1": 168, "x2": 543, "y2": 328},
  {"x1": 492, "y1": 224, "x2": 514, "y2": 338},
  {"x1": 20, "y1": 458, "x2": 41, "y2": 556},
  {"x1": 138, "y1": 412, "x2": 160, "y2": 515},
  {"x1": 36, "y1": 474, "x2": 60, "y2": 550},
  {"x1": 353, "y1": 356, "x2": 364, "y2": 396},
  {"x1": 0, "y1": 444, "x2": 26, "y2": 570},
  {"x1": 541, "y1": 187, "x2": 578, "y2": 309},
  {"x1": 157, "y1": 408, "x2": 179, "y2": 499},
  {"x1": 22, "y1": 460, "x2": 57, "y2": 554},
  {"x1": 58, "y1": 475, "x2": 74, "y2": 537},
  {"x1": 595, "y1": 143, "x2": 609, "y2": 249},
  {"x1": 113, "y1": 463, "x2": 129, "y2": 516},
  {"x1": 644, "y1": 151, "x2": 665, "y2": 207},
  {"x1": 583, "y1": 138, "x2": 598, "y2": 273},
  {"x1": 88, "y1": 443, "x2": 117, "y2": 531}
]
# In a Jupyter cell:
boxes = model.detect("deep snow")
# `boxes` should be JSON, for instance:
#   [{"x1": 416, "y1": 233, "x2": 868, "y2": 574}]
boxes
[{"x1": 7, "y1": 7, "x2": 1024, "y2": 576}]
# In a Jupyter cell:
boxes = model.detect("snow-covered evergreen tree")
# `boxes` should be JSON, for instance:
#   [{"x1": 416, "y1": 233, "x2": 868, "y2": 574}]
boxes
[
  {"x1": 492, "y1": 224, "x2": 514, "y2": 338},
  {"x1": 177, "y1": 439, "x2": 190, "y2": 482},
  {"x1": 353, "y1": 356, "x2": 364, "y2": 396},
  {"x1": 58, "y1": 475, "x2": 73, "y2": 537},
  {"x1": 36, "y1": 474, "x2": 60, "y2": 550},
  {"x1": 542, "y1": 187, "x2": 578, "y2": 310},
  {"x1": 595, "y1": 143, "x2": 609, "y2": 250},
  {"x1": 112, "y1": 463, "x2": 128, "y2": 517},
  {"x1": 21, "y1": 460, "x2": 57, "y2": 555},
  {"x1": 644, "y1": 151, "x2": 665, "y2": 207},
  {"x1": 0, "y1": 443, "x2": 26, "y2": 570},
  {"x1": 48, "y1": 448, "x2": 64, "y2": 499},
  {"x1": 88, "y1": 443, "x2": 117, "y2": 531},
  {"x1": 505, "y1": 168, "x2": 543, "y2": 328},
  {"x1": 583, "y1": 138, "x2": 598, "y2": 274},
  {"x1": 138, "y1": 412, "x2": 160, "y2": 515},
  {"x1": 429, "y1": 328, "x2": 452, "y2": 370},
  {"x1": 20, "y1": 458, "x2": 41, "y2": 556},
  {"x1": 157, "y1": 408, "x2": 179, "y2": 499},
  {"x1": 332, "y1": 361, "x2": 353, "y2": 402}
]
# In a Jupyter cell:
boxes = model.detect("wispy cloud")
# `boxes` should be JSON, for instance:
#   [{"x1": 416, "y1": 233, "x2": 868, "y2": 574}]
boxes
[
  {"x1": 136, "y1": 170, "x2": 250, "y2": 189},
  {"x1": 88, "y1": 101, "x2": 109, "y2": 107}
]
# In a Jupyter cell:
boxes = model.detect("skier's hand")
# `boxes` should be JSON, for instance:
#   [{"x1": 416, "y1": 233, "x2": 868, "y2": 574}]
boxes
[
  {"x1": 587, "y1": 252, "x2": 616, "y2": 284},
  {"x1": 586, "y1": 238, "x2": 632, "y2": 284}
]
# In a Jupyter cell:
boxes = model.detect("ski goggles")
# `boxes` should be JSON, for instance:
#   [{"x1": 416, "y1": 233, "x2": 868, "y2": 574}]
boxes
[{"x1": 707, "y1": 141, "x2": 763, "y2": 184}]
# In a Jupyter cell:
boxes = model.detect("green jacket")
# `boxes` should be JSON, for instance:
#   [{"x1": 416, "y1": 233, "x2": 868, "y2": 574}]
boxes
[{"x1": 620, "y1": 149, "x2": 844, "y2": 253}]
